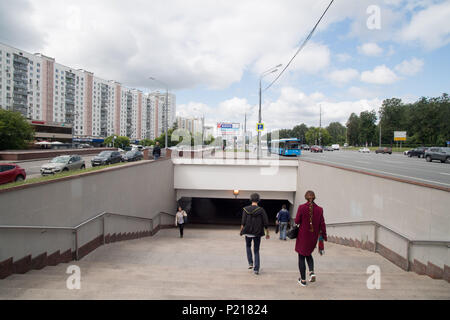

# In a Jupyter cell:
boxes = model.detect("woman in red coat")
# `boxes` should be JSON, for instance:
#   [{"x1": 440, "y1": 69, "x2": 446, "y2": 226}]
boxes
[{"x1": 295, "y1": 190, "x2": 327, "y2": 286}]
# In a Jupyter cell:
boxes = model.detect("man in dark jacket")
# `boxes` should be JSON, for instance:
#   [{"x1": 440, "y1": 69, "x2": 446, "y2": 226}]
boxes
[
  {"x1": 276, "y1": 204, "x2": 290, "y2": 240},
  {"x1": 240, "y1": 193, "x2": 270, "y2": 275},
  {"x1": 152, "y1": 141, "x2": 161, "y2": 160}
]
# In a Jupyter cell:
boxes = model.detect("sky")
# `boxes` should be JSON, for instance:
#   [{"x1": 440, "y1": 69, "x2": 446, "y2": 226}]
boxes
[{"x1": 1, "y1": 0, "x2": 449, "y2": 135}]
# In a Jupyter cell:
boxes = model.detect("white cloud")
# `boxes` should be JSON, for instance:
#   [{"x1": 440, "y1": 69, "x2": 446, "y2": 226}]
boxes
[
  {"x1": 253, "y1": 42, "x2": 331, "y2": 76},
  {"x1": 358, "y1": 42, "x2": 384, "y2": 56},
  {"x1": 176, "y1": 102, "x2": 212, "y2": 118},
  {"x1": 394, "y1": 58, "x2": 424, "y2": 76},
  {"x1": 327, "y1": 68, "x2": 359, "y2": 85},
  {"x1": 336, "y1": 53, "x2": 352, "y2": 62},
  {"x1": 195, "y1": 87, "x2": 383, "y2": 133},
  {"x1": 398, "y1": 1, "x2": 450, "y2": 50},
  {"x1": 360, "y1": 65, "x2": 399, "y2": 84},
  {"x1": 262, "y1": 87, "x2": 382, "y2": 130}
]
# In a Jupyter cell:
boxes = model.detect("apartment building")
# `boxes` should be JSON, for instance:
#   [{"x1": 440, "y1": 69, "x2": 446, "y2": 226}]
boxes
[
  {"x1": 149, "y1": 91, "x2": 176, "y2": 139},
  {"x1": 0, "y1": 42, "x2": 175, "y2": 142},
  {"x1": 176, "y1": 116, "x2": 204, "y2": 135}
]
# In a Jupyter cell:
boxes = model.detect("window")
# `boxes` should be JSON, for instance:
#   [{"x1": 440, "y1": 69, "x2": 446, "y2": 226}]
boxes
[
  {"x1": 37, "y1": 63, "x2": 40, "y2": 67},
  {"x1": 37, "y1": 69, "x2": 40, "y2": 73},
  {"x1": 6, "y1": 53, "x2": 10, "y2": 57}
]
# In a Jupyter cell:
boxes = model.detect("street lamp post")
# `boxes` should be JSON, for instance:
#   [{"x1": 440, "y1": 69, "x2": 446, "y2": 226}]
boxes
[
  {"x1": 149, "y1": 77, "x2": 169, "y2": 152},
  {"x1": 258, "y1": 64, "x2": 282, "y2": 160}
]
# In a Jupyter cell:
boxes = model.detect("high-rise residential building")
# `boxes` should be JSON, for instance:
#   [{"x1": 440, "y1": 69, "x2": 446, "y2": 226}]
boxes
[
  {"x1": 149, "y1": 91, "x2": 176, "y2": 139},
  {"x1": 176, "y1": 116, "x2": 203, "y2": 135},
  {"x1": 0, "y1": 42, "x2": 175, "y2": 142}
]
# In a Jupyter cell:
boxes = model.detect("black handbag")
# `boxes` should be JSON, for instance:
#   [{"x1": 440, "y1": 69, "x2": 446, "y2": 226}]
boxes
[{"x1": 287, "y1": 225, "x2": 299, "y2": 239}]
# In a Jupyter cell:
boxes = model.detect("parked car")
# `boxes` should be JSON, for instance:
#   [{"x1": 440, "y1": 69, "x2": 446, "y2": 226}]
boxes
[
  {"x1": 331, "y1": 144, "x2": 340, "y2": 150},
  {"x1": 375, "y1": 147, "x2": 392, "y2": 154},
  {"x1": 359, "y1": 147, "x2": 370, "y2": 153},
  {"x1": 0, "y1": 164, "x2": 26, "y2": 185},
  {"x1": 424, "y1": 147, "x2": 450, "y2": 163},
  {"x1": 310, "y1": 145, "x2": 323, "y2": 153},
  {"x1": 408, "y1": 147, "x2": 429, "y2": 158},
  {"x1": 324, "y1": 146, "x2": 334, "y2": 151},
  {"x1": 301, "y1": 144, "x2": 310, "y2": 150},
  {"x1": 121, "y1": 150, "x2": 143, "y2": 162},
  {"x1": 77, "y1": 143, "x2": 92, "y2": 148},
  {"x1": 41, "y1": 155, "x2": 85, "y2": 175},
  {"x1": 91, "y1": 151, "x2": 122, "y2": 166}
]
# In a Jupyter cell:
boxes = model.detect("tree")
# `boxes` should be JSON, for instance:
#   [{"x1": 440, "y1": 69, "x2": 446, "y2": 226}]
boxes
[
  {"x1": 346, "y1": 113, "x2": 360, "y2": 146},
  {"x1": 291, "y1": 124, "x2": 309, "y2": 143},
  {"x1": 359, "y1": 110, "x2": 377, "y2": 146},
  {"x1": 305, "y1": 127, "x2": 331, "y2": 145},
  {"x1": 140, "y1": 138, "x2": 154, "y2": 146},
  {"x1": 104, "y1": 135, "x2": 130, "y2": 148},
  {"x1": 326, "y1": 122, "x2": 346, "y2": 144},
  {"x1": 379, "y1": 98, "x2": 406, "y2": 144},
  {"x1": 0, "y1": 110, "x2": 34, "y2": 150}
]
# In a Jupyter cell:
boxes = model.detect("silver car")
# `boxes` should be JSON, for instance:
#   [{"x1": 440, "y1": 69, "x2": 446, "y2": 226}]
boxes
[{"x1": 41, "y1": 155, "x2": 85, "y2": 175}]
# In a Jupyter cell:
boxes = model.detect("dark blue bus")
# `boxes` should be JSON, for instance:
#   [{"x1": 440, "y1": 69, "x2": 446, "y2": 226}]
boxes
[{"x1": 269, "y1": 138, "x2": 301, "y2": 156}]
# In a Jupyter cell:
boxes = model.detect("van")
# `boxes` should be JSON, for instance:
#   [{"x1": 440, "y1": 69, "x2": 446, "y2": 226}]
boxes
[{"x1": 331, "y1": 144, "x2": 340, "y2": 150}]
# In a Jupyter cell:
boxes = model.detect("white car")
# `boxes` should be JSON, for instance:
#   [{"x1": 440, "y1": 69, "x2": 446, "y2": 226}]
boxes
[{"x1": 358, "y1": 147, "x2": 370, "y2": 153}]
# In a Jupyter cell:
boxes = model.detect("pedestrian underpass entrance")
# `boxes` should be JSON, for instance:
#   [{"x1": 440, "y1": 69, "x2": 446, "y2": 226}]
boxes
[{"x1": 178, "y1": 197, "x2": 291, "y2": 225}]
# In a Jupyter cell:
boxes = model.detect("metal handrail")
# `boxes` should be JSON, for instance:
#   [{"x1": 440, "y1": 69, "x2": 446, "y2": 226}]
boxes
[
  {"x1": 0, "y1": 211, "x2": 175, "y2": 260},
  {"x1": 326, "y1": 220, "x2": 450, "y2": 271}
]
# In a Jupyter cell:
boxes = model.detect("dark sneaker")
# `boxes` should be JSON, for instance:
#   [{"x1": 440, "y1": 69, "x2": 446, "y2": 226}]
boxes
[
  {"x1": 298, "y1": 278, "x2": 307, "y2": 286},
  {"x1": 248, "y1": 264, "x2": 253, "y2": 269},
  {"x1": 309, "y1": 272, "x2": 316, "y2": 282},
  {"x1": 254, "y1": 270, "x2": 259, "y2": 275}
]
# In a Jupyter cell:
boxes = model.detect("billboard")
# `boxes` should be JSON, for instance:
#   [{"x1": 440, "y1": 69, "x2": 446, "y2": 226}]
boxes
[
  {"x1": 217, "y1": 122, "x2": 240, "y2": 135},
  {"x1": 394, "y1": 131, "x2": 407, "y2": 141}
]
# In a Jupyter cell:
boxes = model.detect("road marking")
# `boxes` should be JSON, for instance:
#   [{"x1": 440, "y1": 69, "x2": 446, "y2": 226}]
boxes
[
  {"x1": 355, "y1": 160, "x2": 370, "y2": 164},
  {"x1": 440, "y1": 173, "x2": 450, "y2": 176},
  {"x1": 303, "y1": 158, "x2": 450, "y2": 187}
]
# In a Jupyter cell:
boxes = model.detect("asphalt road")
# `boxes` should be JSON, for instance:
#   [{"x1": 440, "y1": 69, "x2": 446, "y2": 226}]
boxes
[{"x1": 298, "y1": 150, "x2": 450, "y2": 188}]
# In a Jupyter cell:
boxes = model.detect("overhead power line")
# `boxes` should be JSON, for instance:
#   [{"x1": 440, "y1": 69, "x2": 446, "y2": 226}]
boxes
[{"x1": 264, "y1": 0, "x2": 335, "y2": 91}]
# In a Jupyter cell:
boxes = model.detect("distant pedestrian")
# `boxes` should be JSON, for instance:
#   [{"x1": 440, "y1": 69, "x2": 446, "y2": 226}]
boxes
[
  {"x1": 153, "y1": 142, "x2": 161, "y2": 160},
  {"x1": 175, "y1": 206, "x2": 187, "y2": 238},
  {"x1": 240, "y1": 193, "x2": 270, "y2": 275},
  {"x1": 276, "y1": 204, "x2": 290, "y2": 240},
  {"x1": 294, "y1": 190, "x2": 327, "y2": 287}
]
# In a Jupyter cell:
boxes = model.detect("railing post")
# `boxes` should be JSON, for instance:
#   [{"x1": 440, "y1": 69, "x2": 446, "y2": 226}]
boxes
[
  {"x1": 406, "y1": 241, "x2": 411, "y2": 271},
  {"x1": 373, "y1": 223, "x2": 378, "y2": 252},
  {"x1": 75, "y1": 229, "x2": 79, "y2": 260},
  {"x1": 102, "y1": 215, "x2": 106, "y2": 245},
  {"x1": 150, "y1": 219, "x2": 154, "y2": 236}
]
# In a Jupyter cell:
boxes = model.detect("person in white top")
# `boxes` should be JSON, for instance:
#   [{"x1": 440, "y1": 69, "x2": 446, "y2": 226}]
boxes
[{"x1": 175, "y1": 206, "x2": 188, "y2": 238}]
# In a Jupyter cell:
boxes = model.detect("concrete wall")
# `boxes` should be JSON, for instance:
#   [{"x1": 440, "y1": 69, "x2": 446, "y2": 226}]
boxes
[
  {"x1": 295, "y1": 160, "x2": 450, "y2": 272},
  {"x1": 174, "y1": 159, "x2": 298, "y2": 192},
  {"x1": 0, "y1": 159, "x2": 176, "y2": 262}
]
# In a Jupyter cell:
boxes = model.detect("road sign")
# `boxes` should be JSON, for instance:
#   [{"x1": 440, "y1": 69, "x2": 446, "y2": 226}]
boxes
[
  {"x1": 257, "y1": 123, "x2": 264, "y2": 131},
  {"x1": 394, "y1": 131, "x2": 406, "y2": 141}
]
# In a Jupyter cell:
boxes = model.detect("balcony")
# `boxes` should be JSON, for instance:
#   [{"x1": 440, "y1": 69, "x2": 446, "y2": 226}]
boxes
[{"x1": 13, "y1": 55, "x2": 29, "y2": 64}]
